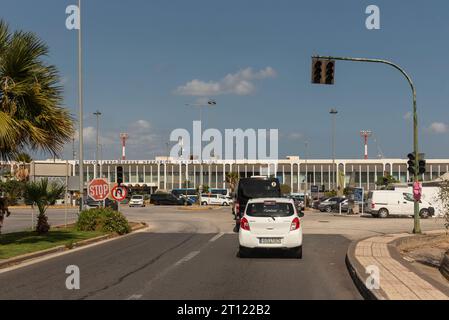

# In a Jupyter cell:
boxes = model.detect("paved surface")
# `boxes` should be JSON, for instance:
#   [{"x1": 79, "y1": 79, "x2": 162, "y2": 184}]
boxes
[
  {"x1": 351, "y1": 233, "x2": 449, "y2": 300},
  {"x1": 0, "y1": 205, "x2": 446, "y2": 300}
]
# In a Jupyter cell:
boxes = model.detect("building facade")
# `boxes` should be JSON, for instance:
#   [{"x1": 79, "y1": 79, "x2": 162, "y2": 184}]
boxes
[{"x1": 4, "y1": 157, "x2": 449, "y2": 193}]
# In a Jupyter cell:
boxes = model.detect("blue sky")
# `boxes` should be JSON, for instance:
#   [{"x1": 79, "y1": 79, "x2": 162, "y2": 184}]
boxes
[{"x1": 2, "y1": 0, "x2": 449, "y2": 160}]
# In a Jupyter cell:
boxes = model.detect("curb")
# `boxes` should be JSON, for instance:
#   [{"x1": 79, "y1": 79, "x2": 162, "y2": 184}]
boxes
[
  {"x1": 0, "y1": 222, "x2": 147, "y2": 270},
  {"x1": 346, "y1": 231, "x2": 449, "y2": 300},
  {"x1": 345, "y1": 237, "x2": 384, "y2": 300}
]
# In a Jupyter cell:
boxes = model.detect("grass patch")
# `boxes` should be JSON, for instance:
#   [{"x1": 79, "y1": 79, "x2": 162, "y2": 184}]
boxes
[{"x1": 0, "y1": 227, "x2": 105, "y2": 260}]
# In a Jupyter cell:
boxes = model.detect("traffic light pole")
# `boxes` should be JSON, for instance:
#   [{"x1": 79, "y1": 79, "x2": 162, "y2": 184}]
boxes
[{"x1": 313, "y1": 55, "x2": 421, "y2": 234}]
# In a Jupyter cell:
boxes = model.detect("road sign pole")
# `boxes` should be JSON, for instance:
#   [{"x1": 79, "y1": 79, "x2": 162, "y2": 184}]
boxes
[{"x1": 313, "y1": 55, "x2": 421, "y2": 233}]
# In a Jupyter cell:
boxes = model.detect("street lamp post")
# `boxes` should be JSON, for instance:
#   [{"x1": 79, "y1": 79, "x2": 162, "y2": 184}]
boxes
[
  {"x1": 93, "y1": 110, "x2": 101, "y2": 178},
  {"x1": 185, "y1": 99, "x2": 217, "y2": 191},
  {"x1": 330, "y1": 108, "x2": 338, "y2": 191},
  {"x1": 78, "y1": 0, "x2": 84, "y2": 212}
]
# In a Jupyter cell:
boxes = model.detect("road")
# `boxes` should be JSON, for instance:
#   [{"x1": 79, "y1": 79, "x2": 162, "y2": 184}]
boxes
[{"x1": 0, "y1": 206, "x2": 446, "y2": 300}]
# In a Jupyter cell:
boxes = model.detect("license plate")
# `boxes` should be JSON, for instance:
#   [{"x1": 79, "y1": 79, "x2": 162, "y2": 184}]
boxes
[{"x1": 259, "y1": 238, "x2": 282, "y2": 244}]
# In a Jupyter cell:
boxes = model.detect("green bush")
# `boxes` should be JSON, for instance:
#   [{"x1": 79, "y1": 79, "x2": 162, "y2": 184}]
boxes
[{"x1": 77, "y1": 208, "x2": 131, "y2": 235}]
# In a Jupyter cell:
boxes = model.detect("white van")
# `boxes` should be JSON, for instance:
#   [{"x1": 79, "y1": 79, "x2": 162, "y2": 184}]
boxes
[{"x1": 367, "y1": 190, "x2": 435, "y2": 218}]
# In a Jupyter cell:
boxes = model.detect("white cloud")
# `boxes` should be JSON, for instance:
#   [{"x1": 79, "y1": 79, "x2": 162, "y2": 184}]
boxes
[
  {"x1": 287, "y1": 132, "x2": 304, "y2": 140},
  {"x1": 174, "y1": 67, "x2": 277, "y2": 96},
  {"x1": 403, "y1": 112, "x2": 412, "y2": 120},
  {"x1": 428, "y1": 122, "x2": 449, "y2": 134},
  {"x1": 135, "y1": 119, "x2": 151, "y2": 130}
]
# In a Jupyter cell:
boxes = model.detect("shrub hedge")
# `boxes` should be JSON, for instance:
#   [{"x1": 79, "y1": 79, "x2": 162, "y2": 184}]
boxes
[{"x1": 76, "y1": 208, "x2": 131, "y2": 235}]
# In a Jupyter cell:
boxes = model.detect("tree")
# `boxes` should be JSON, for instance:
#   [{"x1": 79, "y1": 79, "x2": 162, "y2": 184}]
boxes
[
  {"x1": 376, "y1": 174, "x2": 398, "y2": 190},
  {"x1": 225, "y1": 172, "x2": 239, "y2": 193},
  {"x1": 0, "y1": 20, "x2": 74, "y2": 160},
  {"x1": 24, "y1": 178, "x2": 64, "y2": 234},
  {"x1": 0, "y1": 179, "x2": 25, "y2": 205},
  {"x1": 280, "y1": 184, "x2": 291, "y2": 195}
]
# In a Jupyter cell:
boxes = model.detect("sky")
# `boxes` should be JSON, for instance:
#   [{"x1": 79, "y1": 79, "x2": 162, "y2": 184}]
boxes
[{"x1": 2, "y1": 0, "x2": 449, "y2": 160}]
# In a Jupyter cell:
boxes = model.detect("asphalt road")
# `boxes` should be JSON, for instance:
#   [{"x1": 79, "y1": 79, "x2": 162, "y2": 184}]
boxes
[
  {"x1": 0, "y1": 205, "x2": 446, "y2": 300},
  {"x1": 0, "y1": 231, "x2": 360, "y2": 300}
]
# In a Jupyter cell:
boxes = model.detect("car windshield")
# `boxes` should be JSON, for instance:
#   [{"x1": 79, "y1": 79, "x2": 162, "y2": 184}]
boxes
[
  {"x1": 246, "y1": 201, "x2": 294, "y2": 217},
  {"x1": 132, "y1": 196, "x2": 143, "y2": 200}
]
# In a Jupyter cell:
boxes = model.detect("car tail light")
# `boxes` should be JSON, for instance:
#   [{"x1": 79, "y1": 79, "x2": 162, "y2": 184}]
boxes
[
  {"x1": 371, "y1": 203, "x2": 375, "y2": 209},
  {"x1": 290, "y1": 217, "x2": 300, "y2": 231},
  {"x1": 240, "y1": 217, "x2": 250, "y2": 231}
]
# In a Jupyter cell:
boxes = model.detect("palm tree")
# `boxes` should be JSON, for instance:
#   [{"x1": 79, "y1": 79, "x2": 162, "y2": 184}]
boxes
[
  {"x1": 0, "y1": 20, "x2": 74, "y2": 160},
  {"x1": 225, "y1": 172, "x2": 239, "y2": 193},
  {"x1": 24, "y1": 178, "x2": 65, "y2": 234}
]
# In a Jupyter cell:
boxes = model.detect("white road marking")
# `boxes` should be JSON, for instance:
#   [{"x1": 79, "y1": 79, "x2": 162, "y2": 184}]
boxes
[
  {"x1": 209, "y1": 232, "x2": 225, "y2": 243},
  {"x1": 174, "y1": 251, "x2": 200, "y2": 266},
  {"x1": 126, "y1": 294, "x2": 143, "y2": 300}
]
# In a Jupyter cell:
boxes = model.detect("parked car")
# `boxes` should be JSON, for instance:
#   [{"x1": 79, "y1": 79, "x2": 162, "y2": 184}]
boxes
[
  {"x1": 312, "y1": 197, "x2": 328, "y2": 210},
  {"x1": 129, "y1": 195, "x2": 145, "y2": 207},
  {"x1": 150, "y1": 193, "x2": 193, "y2": 206},
  {"x1": 233, "y1": 177, "x2": 282, "y2": 225},
  {"x1": 238, "y1": 198, "x2": 304, "y2": 259},
  {"x1": 318, "y1": 197, "x2": 346, "y2": 213},
  {"x1": 84, "y1": 198, "x2": 115, "y2": 209},
  {"x1": 286, "y1": 195, "x2": 305, "y2": 211},
  {"x1": 367, "y1": 190, "x2": 435, "y2": 218},
  {"x1": 200, "y1": 194, "x2": 232, "y2": 206}
]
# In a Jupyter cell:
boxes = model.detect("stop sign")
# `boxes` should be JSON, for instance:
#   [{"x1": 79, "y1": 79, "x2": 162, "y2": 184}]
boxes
[{"x1": 88, "y1": 179, "x2": 110, "y2": 201}]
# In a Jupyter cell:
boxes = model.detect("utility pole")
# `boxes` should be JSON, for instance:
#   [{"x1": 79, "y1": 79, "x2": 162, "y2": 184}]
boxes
[
  {"x1": 78, "y1": 0, "x2": 84, "y2": 212},
  {"x1": 330, "y1": 108, "x2": 338, "y2": 191},
  {"x1": 360, "y1": 130, "x2": 372, "y2": 160},
  {"x1": 93, "y1": 110, "x2": 101, "y2": 178},
  {"x1": 312, "y1": 55, "x2": 421, "y2": 234}
]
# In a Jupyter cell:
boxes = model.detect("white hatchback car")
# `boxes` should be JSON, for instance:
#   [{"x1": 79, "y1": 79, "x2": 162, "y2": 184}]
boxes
[
  {"x1": 129, "y1": 195, "x2": 145, "y2": 207},
  {"x1": 239, "y1": 198, "x2": 303, "y2": 259}
]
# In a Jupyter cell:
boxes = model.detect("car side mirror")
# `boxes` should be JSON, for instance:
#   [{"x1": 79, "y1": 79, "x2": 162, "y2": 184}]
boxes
[{"x1": 298, "y1": 211, "x2": 305, "y2": 218}]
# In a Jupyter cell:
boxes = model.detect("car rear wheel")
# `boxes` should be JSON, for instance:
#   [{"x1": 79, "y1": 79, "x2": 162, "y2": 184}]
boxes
[
  {"x1": 378, "y1": 208, "x2": 389, "y2": 218},
  {"x1": 292, "y1": 246, "x2": 303, "y2": 259},
  {"x1": 201, "y1": 201, "x2": 208, "y2": 206},
  {"x1": 222, "y1": 202, "x2": 229, "y2": 206},
  {"x1": 420, "y1": 209, "x2": 430, "y2": 219},
  {"x1": 325, "y1": 206, "x2": 332, "y2": 213},
  {"x1": 238, "y1": 246, "x2": 250, "y2": 258}
]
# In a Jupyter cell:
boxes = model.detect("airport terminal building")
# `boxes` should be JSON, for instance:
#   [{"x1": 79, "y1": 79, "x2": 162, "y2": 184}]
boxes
[{"x1": 3, "y1": 156, "x2": 449, "y2": 193}]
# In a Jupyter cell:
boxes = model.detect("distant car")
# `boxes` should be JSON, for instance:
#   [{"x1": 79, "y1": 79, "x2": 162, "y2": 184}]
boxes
[
  {"x1": 286, "y1": 195, "x2": 305, "y2": 211},
  {"x1": 318, "y1": 197, "x2": 345, "y2": 213},
  {"x1": 312, "y1": 197, "x2": 328, "y2": 210},
  {"x1": 200, "y1": 194, "x2": 232, "y2": 206},
  {"x1": 150, "y1": 193, "x2": 192, "y2": 206},
  {"x1": 238, "y1": 198, "x2": 304, "y2": 259},
  {"x1": 129, "y1": 195, "x2": 145, "y2": 207},
  {"x1": 84, "y1": 198, "x2": 115, "y2": 209}
]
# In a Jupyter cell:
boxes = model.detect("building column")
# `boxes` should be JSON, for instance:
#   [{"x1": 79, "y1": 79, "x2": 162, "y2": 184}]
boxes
[
  {"x1": 343, "y1": 164, "x2": 346, "y2": 188},
  {"x1": 114, "y1": 166, "x2": 118, "y2": 184},
  {"x1": 313, "y1": 165, "x2": 316, "y2": 186},
  {"x1": 320, "y1": 165, "x2": 324, "y2": 186},
  {"x1": 328, "y1": 165, "x2": 331, "y2": 190},
  {"x1": 359, "y1": 165, "x2": 362, "y2": 188},
  {"x1": 171, "y1": 165, "x2": 174, "y2": 188},
  {"x1": 128, "y1": 165, "x2": 132, "y2": 184},
  {"x1": 193, "y1": 165, "x2": 196, "y2": 189},
  {"x1": 179, "y1": 163, "x2": 182, "y2": 188},
  {"x1": 107, "y1": 165, "x2": 111, "y2": 183},
  {"x1": 143, "y1": 165, "x2": 146, "y2": 184},
  {"x1": 223, "y1": 164, "x2": 226, "y2": 188},
  {"x1": 367, "y1": 165, "x2": 370, "y2": 190},
  {"x1": 157, "y1": 163, "x2": 161, "y2": 190},
  {"x1": 375, "y1": 165, "x2": 378, "y2": 190},
  {"x1": 297, "y1": 163, "x2": 300, "y2": 193},
  {"x1": 215, "y1": 165, "x2": 218, "y2": 188},
  {"x1": 430, "y1": 165, "x2": 433, "y2": 180},
  {"x1": 136, "y1": 165, "x2": 139, "y2": 184}
]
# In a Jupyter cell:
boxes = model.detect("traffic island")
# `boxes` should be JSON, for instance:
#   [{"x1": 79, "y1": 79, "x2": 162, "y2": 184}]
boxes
[
  {"x1": 346, "y1": 232, "x2": 449, "y2": 300},
  {"x1": 0, "y1": 222, "x2": 147, "y2": 270}
]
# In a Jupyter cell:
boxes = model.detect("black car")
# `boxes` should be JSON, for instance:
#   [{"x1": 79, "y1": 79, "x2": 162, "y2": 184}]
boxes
[
  {"x1": 150, "y1": 193, "x2": 192, "y2": 206},
  {"x1": 233, "y1": 177, "x2": 282, "y2": 224}
]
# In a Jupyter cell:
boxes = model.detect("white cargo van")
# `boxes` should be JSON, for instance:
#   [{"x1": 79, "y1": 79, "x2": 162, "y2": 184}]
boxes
[{"x1": 367, "y1": 190, "x2": 435, "y2": 218}]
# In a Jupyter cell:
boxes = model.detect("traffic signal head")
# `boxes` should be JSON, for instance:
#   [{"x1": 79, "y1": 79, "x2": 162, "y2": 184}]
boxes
[
  {"x1": 419, "y1": 160, "x2": 426, "y2": 175},
  {"x1": 117, "y1": 166, "x2": 123, "y2": 185},
  {"x1": 311, "y1": 58, "x2": 335, "y2": 85},
  {"x1": 325, "y1": 61, "x2": 335, "y2": 84},
  {"x1": 407, "y1": 153, "x2": 416, "y2": 175},
  {"x1": 312, "y1": 59, "x2": 323, "y2": 84}
]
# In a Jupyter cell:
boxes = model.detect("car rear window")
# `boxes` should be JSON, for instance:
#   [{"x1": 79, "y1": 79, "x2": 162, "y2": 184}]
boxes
[{"x1": 246, "y1": 201, "x2": 294, "y2": 217}]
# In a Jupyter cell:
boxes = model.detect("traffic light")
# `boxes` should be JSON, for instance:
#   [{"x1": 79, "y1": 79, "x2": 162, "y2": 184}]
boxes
[
  {"x1": 312, "y1": 59, "x2": 323, "y2": 84},
  {"x1": 117, "y1": 166, "x2": 123, "y2": 185},
  {"x1": 311, "y1": 58, "x2": 335, "y2": 85},
  {"x1": 419, "y1": 159, "x2": 426, "y2": 175},
  {"x1": 325, "y1": 61, "x2": 335, "y2": 84},
  {"x1": 407, "y1": 153, "x2": 416, "y2": 175}
]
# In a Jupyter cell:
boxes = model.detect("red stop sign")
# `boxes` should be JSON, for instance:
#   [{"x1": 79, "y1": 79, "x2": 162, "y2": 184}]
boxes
[{"x1": 88, "y1": 179, "x2": 110, "y2": 201}]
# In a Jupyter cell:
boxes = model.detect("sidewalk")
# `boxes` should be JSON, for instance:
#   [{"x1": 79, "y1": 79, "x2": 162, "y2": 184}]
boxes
[{"x1": 347, "y1": 233, "x2": 449, "y2": 300}]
